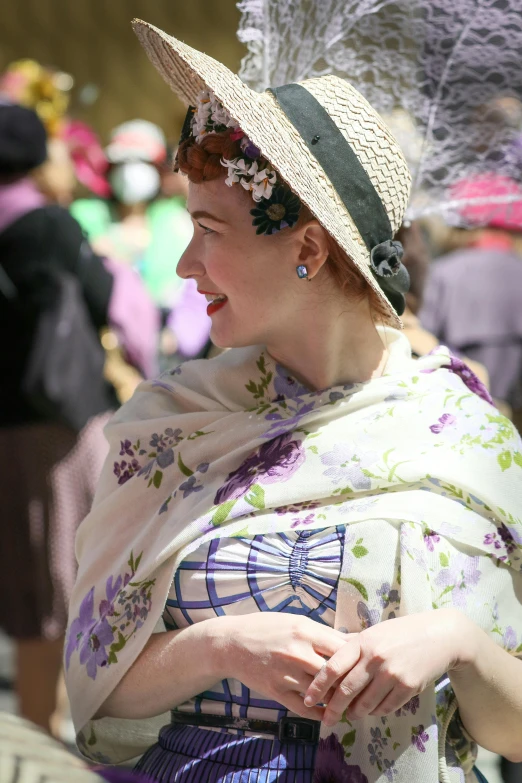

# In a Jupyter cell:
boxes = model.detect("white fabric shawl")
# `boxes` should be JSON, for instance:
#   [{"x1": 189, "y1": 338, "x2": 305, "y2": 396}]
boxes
[{"x1": 65, "y1": 328, "x2": 522, "y2": 782}]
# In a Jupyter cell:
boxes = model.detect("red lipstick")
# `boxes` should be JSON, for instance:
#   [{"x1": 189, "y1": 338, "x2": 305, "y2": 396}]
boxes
[
  {"x1": 198, "y1": 290, "x2": 228, "y2": 317},
  {"x1": 207, "y1": 299, "x2": 227, "y2": 316}
]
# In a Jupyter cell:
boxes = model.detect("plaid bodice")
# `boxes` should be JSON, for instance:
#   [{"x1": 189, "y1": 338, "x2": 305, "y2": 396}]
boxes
[{"x1": 163, "y1": 526, "x2": 345, "y2": 727}]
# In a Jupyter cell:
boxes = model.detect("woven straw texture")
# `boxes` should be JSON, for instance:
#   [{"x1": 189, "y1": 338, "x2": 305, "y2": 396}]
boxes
[{"x1": 132, "y1": 19, "x2": 412, "y2": 327}]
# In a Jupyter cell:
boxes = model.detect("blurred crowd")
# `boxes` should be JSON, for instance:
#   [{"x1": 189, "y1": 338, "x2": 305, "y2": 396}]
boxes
[
  {"x1": 0, "y1": 59, "x2": 212, "y2": 746},
  {"x1": 0, "y1": 55, "x2": 521, "y2": 783}
]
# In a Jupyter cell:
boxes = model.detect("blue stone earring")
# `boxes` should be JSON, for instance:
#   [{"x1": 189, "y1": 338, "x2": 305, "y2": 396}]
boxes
[{"x1": 296, "y1": 264, "x2": 310, "y2": 280}]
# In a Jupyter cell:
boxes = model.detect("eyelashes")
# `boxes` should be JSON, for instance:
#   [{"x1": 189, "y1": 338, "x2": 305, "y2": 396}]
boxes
[{"x1": 196, "y1": 221, "x2": 215, "y2": 235}]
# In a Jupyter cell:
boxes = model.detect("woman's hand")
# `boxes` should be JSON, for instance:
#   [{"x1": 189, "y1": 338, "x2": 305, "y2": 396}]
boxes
[
  {"x1": 303, "y1": 609, "x2": 476, "y2": 726},
  {"x1": 216, "y1": 613, "x2": 348, "y2": 721}
]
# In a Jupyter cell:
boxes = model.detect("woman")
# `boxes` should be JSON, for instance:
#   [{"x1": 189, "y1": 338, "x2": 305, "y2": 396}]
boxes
[
  {"x1": 0, "y1": 101, "x2": 116, "y2": 732},
  {"x1": 419, "y1": 174, "x2": 522, "y2": 432},
  {"x1": 65, "y1": 21, "x2": 522, "y2": 783}
]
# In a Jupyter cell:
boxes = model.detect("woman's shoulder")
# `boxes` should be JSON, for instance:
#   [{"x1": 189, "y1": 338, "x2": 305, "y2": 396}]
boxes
[{"x1": 109, "y1": 346, "x2": 265, "y2": 427}]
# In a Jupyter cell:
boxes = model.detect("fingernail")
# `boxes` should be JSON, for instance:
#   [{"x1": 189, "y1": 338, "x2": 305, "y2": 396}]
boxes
[{"x1": 304, "y1": 696, "x2": 314, "y2": 707}]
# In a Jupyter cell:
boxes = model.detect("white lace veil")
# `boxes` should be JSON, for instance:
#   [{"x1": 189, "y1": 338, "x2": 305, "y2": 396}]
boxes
[{"x1": 237, "y1": 0, "x2": 522, "y2": 227}]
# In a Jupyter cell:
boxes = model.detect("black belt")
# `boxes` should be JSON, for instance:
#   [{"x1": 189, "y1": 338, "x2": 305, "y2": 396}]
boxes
[{"x1": 170, "y1": 710, "x2": 321, "y2": 744}]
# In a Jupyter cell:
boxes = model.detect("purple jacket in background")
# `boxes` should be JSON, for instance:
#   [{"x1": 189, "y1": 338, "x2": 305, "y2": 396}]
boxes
[
  {"x1": 419, "y1": 245, "x2": 522, "y2": 408},
  {"x1": 103, "y1": 256, "x2": 160, "y2": 378},
  {"x1": 167, "y1": 278, "x2": 211, "y2": 359},
  {"x1": 0, "y1": 177, "x2": 45, "y2": 234}
]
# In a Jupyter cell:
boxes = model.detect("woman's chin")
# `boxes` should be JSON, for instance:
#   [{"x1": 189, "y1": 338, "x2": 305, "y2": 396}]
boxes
[{"x1": 210, "y1": 325, "x2": 258, "y2": 350}]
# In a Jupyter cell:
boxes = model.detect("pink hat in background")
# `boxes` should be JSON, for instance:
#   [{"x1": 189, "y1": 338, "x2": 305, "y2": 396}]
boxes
[
  {"x1": 105, "y1": 119, "x2": 167, "y2": 165},
  {"x1": 62, "y1": 119, "x2": 111, "y2": 197},
  {"x1": 449, "y1": 173, "x2": 522, "y2": 232}
]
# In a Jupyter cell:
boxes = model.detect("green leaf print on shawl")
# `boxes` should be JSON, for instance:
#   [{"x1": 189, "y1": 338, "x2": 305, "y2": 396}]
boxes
[{"x1": 65, "y1": 328, "x2": 522, "y2": 781}]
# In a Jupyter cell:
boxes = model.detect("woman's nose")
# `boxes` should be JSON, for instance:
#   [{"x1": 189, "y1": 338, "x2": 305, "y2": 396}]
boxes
[{"x1": 176, "y1": 239, "x2": 205, "y2": 280}]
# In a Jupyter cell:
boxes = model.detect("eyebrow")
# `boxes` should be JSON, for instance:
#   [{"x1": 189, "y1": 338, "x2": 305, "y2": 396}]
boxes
[{"x1": 190, "y1": 210, "x2": 228, "y2": 225}]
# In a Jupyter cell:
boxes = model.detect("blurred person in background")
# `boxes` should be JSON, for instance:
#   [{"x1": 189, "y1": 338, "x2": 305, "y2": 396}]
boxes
[
  {"x1": 0, "y1": 101, "x2": 118, "y2": 733},
  {"x1": 397, "y1": 222, "x2": 490, "y2": 388},
  {"x1": 419, "y1": 174, "x2": 522, "y2": 431},
  {"x1": 71, "y1": 121, "x2": 211, "y2": 369},
  {"x1": 0, "y1": 58, "x2": 160, "y2": 395}
]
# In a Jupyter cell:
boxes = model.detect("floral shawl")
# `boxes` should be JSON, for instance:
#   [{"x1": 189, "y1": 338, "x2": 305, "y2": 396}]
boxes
[{"x1": 65, "y1": 327, "x2": 522, "y2": 782}]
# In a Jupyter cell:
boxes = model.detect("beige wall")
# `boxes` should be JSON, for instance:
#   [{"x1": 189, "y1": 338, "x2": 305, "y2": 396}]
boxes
[{"x1": 1, "y1": 0, "x2": 245, "y2": 142}]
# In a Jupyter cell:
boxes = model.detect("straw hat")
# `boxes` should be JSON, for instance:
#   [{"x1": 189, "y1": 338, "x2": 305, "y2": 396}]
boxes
[{"x1": 132, "y1": 19, "x2": 411, "y2": 327}]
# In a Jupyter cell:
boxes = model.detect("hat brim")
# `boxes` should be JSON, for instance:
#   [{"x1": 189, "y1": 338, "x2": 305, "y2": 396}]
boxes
[{"x1": 132, "y1": 19, "x2": 410, "y2": 327}]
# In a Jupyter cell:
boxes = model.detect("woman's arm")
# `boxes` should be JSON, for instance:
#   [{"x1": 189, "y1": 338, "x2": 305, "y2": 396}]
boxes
[
  {"x1": 449, "y1": 623, "x2": 522, "y2": 763},
  {"x1": 304, "y1": 609, "x2": 522, "y2": 763},
  {"x1": 97, "y1": 617, "x2": 229, "y2": 719},
  {"x1": 97, "y1": 612, "x2": 347, "y2": 722}
]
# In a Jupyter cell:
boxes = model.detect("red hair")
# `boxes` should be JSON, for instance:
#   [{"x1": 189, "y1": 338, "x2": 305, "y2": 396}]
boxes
[{"x1": 177, "y1": 131, "x2": 241, "y2": 184}]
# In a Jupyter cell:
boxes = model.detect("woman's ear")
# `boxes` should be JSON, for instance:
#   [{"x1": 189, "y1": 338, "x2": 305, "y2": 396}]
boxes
[{"x1": 296, "y1": 220, "x2": 330, "y2": 279}]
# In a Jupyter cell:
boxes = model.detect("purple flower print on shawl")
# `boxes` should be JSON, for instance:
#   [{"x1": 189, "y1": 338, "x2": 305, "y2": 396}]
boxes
[
  {"x1": 313, "y1": 734, "x2": 369, "y2": 783},
  {"x1": 263, "y1": 401, "x2": 316, "y2": 438},
  {"x1": 503, "y1": 626, "x2": 518, "y2": 650},
  {"x1": 434, "y1": 552, "x2": 481, "y2": 609},
  {"x1": 273, "y1": 363, "x2": 310, "y2": 400},
  {"x1": 65, "y1": 587, "x2": 114, "y2": 680},
  {"x1": 114, "y1": 439, "x2": 142, "y2": 486},
  {"x1": 484, "y1": 523, "x2": 518, "y2": 560},
  {"x1": 214, "y1": 432, "x2": 305, "y2": 504},
  {"x1": 275, "y1": 500, "x2": 321, "y2": 515},
  {"x1": 66, "y1": 552, "x2": 155, "y2": 680},
  {"x1": 376, "y1": 582, "x2": 400, "y2": 609},
  {"x1": 357, "y1": 600, "x2": 380, "y2": 629},
  {"x1": 429, "y1": 413, "x2": 456, "y2": 434},
  {"x1": 320, "y1": 443, "x2": 376, "y2": 490},
  {"x1": 411, "y1": 724, "x2": 430, "y2": 752},
  {"x1": 395, "y1": 695, "x2": 420, "y2": 717},
  {"x1": 446, "y1": 355, "x2": 494, "y2": 405},
  {"x1": 423, "y1": 529, "x2": 441, "y2": 552},
  {"x1": 423, "y1": 348, "x2": 494, "y2": 405}
]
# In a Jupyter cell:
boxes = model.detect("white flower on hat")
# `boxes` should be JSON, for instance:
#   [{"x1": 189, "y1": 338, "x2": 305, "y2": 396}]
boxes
[
  {"x1": 222, "y1": 157, "x2": 250, "y2": 187},
  {"x1": 222, "y1": 158, "x2": 241, "y2": 187},
  {"x1": 191, "y1": 89, "x2": 238, "y2": 142},
  {"x1": 251, "y1": 164, "x2": 277, "y2": 201},
  {"x1": 192, "y1": 90, "x2": 213, "y2": 142},
  {"x1": 210, "y1": 101, "x2": 235, "y2": 129},
  {"x1": 221, "y1": 157, "x2": 277, "y2": 201},
  {"x1": 224, "y1": 169, "x2": 240, "y2": 187}
]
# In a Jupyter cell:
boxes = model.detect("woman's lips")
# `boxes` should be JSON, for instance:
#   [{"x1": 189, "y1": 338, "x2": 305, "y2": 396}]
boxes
[
  {"x1": 198, "y1": 290, "x2": 228, "y2": 317},
  {"x1": 207, "y1": 299, "x2": 227, "y2": 316}
]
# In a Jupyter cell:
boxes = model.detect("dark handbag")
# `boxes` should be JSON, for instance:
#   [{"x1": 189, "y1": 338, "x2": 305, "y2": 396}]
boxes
[{"x1": 0, "y1": 262, "x2": 111, "y2": 432}]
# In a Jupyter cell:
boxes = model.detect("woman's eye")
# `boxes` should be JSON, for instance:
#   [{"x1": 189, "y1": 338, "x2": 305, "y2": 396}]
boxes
[{"x1": 197, "y1": 222, "x2": 214, "y2": 235}]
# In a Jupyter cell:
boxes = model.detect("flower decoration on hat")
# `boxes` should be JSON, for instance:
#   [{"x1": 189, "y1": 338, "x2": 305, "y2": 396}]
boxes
[
  {"x1": 223, "y1": 157, "x2": 277, "y2": 201},
  {"x1": 369, "y1": 239, "x2": 404, "y2": 277},
  {"x1": 191, "y1": 89, "x2": 239, "y2": 143},
  {"x1": 251, "y1": 186, "x2": 302, "y2": 235},
  {"x1": 182, "y1": 89, "x2": 302, "y2": 234}
]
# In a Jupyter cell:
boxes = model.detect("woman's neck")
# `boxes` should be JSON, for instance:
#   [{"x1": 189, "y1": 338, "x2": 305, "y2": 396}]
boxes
[{"x1": 266, "y1": 296, "x2": 389, "y2": 392}]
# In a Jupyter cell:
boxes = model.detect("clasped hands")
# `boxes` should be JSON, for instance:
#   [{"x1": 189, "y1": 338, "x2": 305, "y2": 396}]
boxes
[{"x1": 303, "y1": 608, "x2": 472, "y2": 726}]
